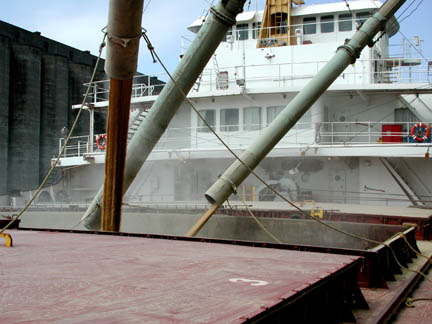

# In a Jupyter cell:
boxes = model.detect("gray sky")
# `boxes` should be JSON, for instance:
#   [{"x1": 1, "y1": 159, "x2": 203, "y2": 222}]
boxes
[{"x1": 0, "y1": 0, "x2": 429, "y2": 77}]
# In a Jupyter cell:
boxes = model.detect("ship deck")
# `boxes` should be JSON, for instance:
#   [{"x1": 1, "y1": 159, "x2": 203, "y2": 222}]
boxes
[{"x1": 1, "y1": 229, "x2": 365, "y2": 324}]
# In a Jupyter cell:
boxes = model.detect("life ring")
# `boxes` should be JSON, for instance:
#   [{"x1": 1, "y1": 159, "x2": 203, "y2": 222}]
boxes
[
  {"x1": 96, "y1": 134, "x2": 107, "y2": 150},
  {"x1": 410, "y1": 122, "x2": 430, "y2": 142}
]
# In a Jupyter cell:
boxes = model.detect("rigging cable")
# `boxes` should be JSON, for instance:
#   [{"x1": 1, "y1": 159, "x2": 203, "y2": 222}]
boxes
[{"x1": 143, "y1": 0, "x2": 152, "y2": 14}]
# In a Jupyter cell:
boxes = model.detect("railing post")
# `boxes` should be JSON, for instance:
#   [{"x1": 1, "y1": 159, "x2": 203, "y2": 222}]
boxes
[
  {"x1": 368, "y1": 122, "x2": 371, "y2": 144},
  {"x1": 331, "y1": 122, "x2": 334, "y2": 145},
  {"x1": 279, "y1": 64, "x2": 281, "y2": 87}
]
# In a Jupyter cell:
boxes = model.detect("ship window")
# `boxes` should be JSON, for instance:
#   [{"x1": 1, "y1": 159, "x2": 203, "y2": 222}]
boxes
[
  {"x1": 223, "y1": 27, "x2": 233, "y2": 42},
  {"x1": 338, "y1": 14, "x2": 352, "y2": 31},
  {"x1": 303, "y1": 17, "x2": 316, "y2": 35},
  {"x1": 252, "y1": 22, "x2": 261, "y2": 39},
  {"x1": 197, "y1": 110, "x2": 215, "y2": 133},
  {"x1": 272, "y1": 12, "x2": 288, "y2": 34},
  {"x1": 220, "y1": 108, "x2": 239, "y2": 132},
  {"x1": 320, "y1": 15, "x2": 334, "y2": 33},
  {"x1": 267, "y1": 105, "x2": 284, "y2": 124},
  {"x1": 394, "y1": 108, "x2": 416, "y2": 123},
  {"x1": 236, "y1": 23, "x2": 249, "y2": 40},
  {"x1": 244, "y1": 107, "x2": 261, "y2": 131},
  {"x1": 356, "y1": 12, "x2": 370, "y2": 27}
]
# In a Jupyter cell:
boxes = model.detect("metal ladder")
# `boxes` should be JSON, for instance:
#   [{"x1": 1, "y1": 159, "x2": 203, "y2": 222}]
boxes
[
  {"x1": 128, "y1": 110, "x2": 148, "y2": 141},
  {"x1": 193, "y1": 73, "x2": 203, "y2": 92}
]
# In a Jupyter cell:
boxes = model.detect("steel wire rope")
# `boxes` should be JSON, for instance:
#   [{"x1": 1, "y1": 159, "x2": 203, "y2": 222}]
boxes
[
  {"x1": 141, "y1": 28, "x2": 432, "y2": 286},
  {"x1": 397, "y1": 0, "x2": 423, "y2": 24},
  {"x1": 0, "y1": 31, "x2": 108, "y2": 234},
  {"x1": 242, "y1": 196, "x2": 283, "y2": 243},
  {"x1": 143, "y1": 0, "x2": 152, "y2": 14}
]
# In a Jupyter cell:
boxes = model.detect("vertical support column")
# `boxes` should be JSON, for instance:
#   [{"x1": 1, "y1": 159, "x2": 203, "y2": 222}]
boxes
[
  {"x1": 101, "y1": 78, "x2": 133, "y2": 232},
  {"x1": 69, "y1": 63, "x2": 93, "y2": 136},
  {"x1": 8, "y1": 44, "x2": 42, "y2": 195},
  {"x1": 89, "y1": 108, "x2": 94, "y2": 153},
  {"x1": 101, "y1": 0, "x2": 144, "y2": 231},
  {"x1": 40, "y1": 54, "x2": 69, "y2": 186},
  {"x1": 0, "y1": 35, "x2": 10, "y2": 205}
]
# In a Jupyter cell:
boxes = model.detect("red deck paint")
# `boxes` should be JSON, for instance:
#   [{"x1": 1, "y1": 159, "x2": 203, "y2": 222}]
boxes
[{"x1": 0, "y1": 230, "x2": 360, "y2": 323}]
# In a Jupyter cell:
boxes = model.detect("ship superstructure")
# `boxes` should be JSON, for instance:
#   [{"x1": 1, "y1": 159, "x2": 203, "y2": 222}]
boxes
[{"x1": 44, "y1": 0, "x2": 431, "y2": 208}]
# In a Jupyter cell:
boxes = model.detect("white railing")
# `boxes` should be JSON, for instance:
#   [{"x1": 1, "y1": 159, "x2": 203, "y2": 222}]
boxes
[
  {"x1": 82, "y1": 57, "x2": 431, "y2": 103},
  {"x1": 317, "y1": 121, "x2": 431, "y2": 145},
  {"x1": 83, "y1": 74, "x2": 166, "y2": 104},
  {"x1": 58, "y1": 121, "x2": 432, "y2": 158},
  {"x1": 80, "y1": 27, "x2": 431, "y2": 103},
  {"x1": 198, "y1": 58, "x2": 431, "y2": 91}
]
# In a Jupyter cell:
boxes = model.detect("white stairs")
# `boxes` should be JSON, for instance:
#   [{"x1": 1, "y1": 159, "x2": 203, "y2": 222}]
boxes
[{"x1": 128, "y1": 110, "x2": 149, "y2": 142}]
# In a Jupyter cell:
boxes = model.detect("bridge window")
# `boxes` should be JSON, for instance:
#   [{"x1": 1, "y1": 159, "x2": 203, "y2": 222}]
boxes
[
  {"x1": 267, "y1": 105, "x2": 284, "y2": 124},
  {"x1": 338, "y1": 14, "x2": 352, "y2": 31},
  {"x1": 356, "y1": 12, "x2": 371, "y2": 27},
  {"x1": 244, "y1": 107, "x2": 261, "y2": 131},
  {"x1": 197, "y1": 110, "x2": 215, "y2": 133},
  {"x1": 272, "y1": 12, "x2": 288, "y2": 34},
  {"x1": 236, "y1": 23, "x2": 249, "y2": 40},
  {"x1": 221, "y1": 108, "x2": 239, "y2": 132},
  {"x1": 223, "y1": 27, "x2": 233, "y2": 42},
  {"x1": 320, "y1": 15, "x2": 334, "y2": 33},
  {"x1": 303, "y1": 17, "x2": 316, "y2": 35},
  {"x1": 252, "y1": 22, "x2": 261, "y2": 39}
]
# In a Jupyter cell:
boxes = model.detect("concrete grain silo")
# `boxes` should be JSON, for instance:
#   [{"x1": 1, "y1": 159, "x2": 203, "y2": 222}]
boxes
[
  {"x1": 0, "y1": 35, "x2": 10, "y2": 204},
  {"x1": 69, "y1": 62, "x2": 93, "y2": 136},
  {"x1": 40, "y1": 54, "x2": 69, "y2": 185},
  {"x1": 8, "y1": 44, "x2": 41, "y2": 194}
]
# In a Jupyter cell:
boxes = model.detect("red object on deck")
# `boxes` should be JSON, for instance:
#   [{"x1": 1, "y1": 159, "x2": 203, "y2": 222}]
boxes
[
  {"x1": 382, "y1": 124, "x2": 403, "y2": 143},
  {"x1": 1, "y1": 230, "x2": 363, "y2": 323}
]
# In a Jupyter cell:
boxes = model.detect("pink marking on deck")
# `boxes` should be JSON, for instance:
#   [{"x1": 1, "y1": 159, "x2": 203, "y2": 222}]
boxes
[{"x1": 0, "y1": 230, "x2": 359, "y2": 323}]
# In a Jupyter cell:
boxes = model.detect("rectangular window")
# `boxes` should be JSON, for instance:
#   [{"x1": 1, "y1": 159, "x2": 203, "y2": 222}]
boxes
[
  {"x1": 356, "y1": 12, "x2": 370, "y2": 27},
  {"x1": 267, "y1": 106, "x2": 284, "y2": 124},
  {"x1": 223, "y1": 27, "x2": 233, "y2": 42},
  {"x1": 303, "y1": 17, "x2": 316, "y2": 35},
  {"x1": 394, "y1": 108, "x2": 416, "y2": 123},
  {"x1": 252, "y1": 22, "x2": 261, "y2": 39},
  {"x1": 243, "y1": 107, "x2": 261, "y2": 131},
  {"x1": 236, "y1": 23, "x2": 249, "y2": 41},
  {"x1": 320, "y1": 15, "x2": 334, "y2": 33},
  {"x1": 197, "y1": 110, "x2": 215, "y2": 133},
  {"x1": 338, "y1": 14, "x2": 352, "y2": 31},
  {"x1": 220, "y1": 108, "x2": 239, "y2": 132},
  {"x1": 273, "y1": 13, "x2": 288, "y2": 34}
]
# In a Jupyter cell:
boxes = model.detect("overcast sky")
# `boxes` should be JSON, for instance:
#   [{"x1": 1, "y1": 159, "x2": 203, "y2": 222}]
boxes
[{"x1": 0, "y1": 0, "x2": 429, "y2": 77}]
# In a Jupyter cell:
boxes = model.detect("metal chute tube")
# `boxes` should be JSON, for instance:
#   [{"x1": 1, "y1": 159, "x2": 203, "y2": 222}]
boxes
[
  {"x1": 205, "y1": 0, "x2": 406, "y2": 206},
  {"x1": 83, "y1": 0, "x2": 246, "y2": 229},
  {"x1": 104, "y1": 0, "x2": 144, "y2": 80}
]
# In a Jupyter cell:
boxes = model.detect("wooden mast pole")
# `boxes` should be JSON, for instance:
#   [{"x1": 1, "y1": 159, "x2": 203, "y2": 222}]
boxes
[
  {"x1": 102, "y1": 79, "x2": 133, "y2": 232},
  {"x1": 101, "y1": 0, "x2": 144, "y2": 232}
]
